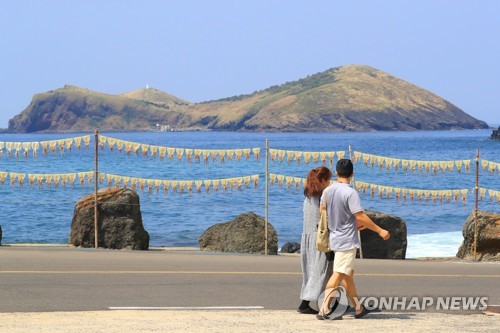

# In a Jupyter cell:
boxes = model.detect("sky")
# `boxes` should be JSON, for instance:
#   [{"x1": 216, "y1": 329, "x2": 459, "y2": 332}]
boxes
[{"x1": 1, "y1": 0, "x2": 499, "y2": 128}]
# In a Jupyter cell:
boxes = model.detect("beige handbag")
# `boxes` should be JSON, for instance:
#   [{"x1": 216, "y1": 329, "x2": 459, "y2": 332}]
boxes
[{"x1": 316, "y1": 194, "x2": 331, "y2": 252}]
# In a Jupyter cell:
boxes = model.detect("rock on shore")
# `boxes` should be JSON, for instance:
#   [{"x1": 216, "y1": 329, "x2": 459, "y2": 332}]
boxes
[
  {"x1": 199, "y1": 212, "x2": 278, "y2": 255},
  {"x1": 457, "y1": 210, "x2": 500, "y2": 261},
  {"x1": 69, "y1": 187, "x2": 150, "y2": 250},
  {"x1": 359, "y1": 210, "x2": 408, "y2": 259},
  {"x1": 491, "y1": 126, "x2": 500, "y2": 140}
]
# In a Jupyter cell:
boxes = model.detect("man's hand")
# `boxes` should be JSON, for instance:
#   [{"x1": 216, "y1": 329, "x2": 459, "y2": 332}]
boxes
[{"x1": 378, "y1": 229, "x2": 390, "y2": 240}]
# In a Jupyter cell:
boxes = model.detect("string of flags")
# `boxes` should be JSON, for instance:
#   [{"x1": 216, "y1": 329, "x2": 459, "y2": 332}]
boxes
[
  {"x1": 1, "y1": 136, "x2": 498, "y2": 179},
  {"x1": 268, "y1": 173, "x2": 499, "y2": 205},
  {"x1": 268, "y1": 149, "x2": 346, "y2": 165},
  {"x1": 353, "y1": 180, "x2": 471, "y2": 204},
  {"x1": 99, "y1": 135, "x2": 261, "y2": 162},
  {"x1": 481, "y1": 159, "x2": 500, "y2": 174},
  {"x1": 0, "y1": 135, "x2": 91, "y2": 157},
  {"x1": 478, "y1": 187, "x2": 500, "y2": 202},
  {"x1": 351, "y1": 151, "x2": 473, "y2": 174},
  {"x1": 0, "y1": 170, "x2": 259, "y2": 193}
]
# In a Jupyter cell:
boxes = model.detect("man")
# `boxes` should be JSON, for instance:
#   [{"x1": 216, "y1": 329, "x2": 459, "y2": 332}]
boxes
[{"x1": 318, "y1": 159, "x2": 390, "y2": 320}]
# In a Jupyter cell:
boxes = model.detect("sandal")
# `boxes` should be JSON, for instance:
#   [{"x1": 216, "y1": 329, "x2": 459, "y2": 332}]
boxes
[
  {"x1": 316, "y1": 288, "x2": 342, "y2": 320},
  {"x1": 354, "y1": 305, "x2": 380, "y2": 319}
]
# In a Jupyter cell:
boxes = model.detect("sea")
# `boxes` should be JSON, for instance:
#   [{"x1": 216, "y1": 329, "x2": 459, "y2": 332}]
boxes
[{"x1": 0, "y1": 129, "x2": 498, "y2": 258}]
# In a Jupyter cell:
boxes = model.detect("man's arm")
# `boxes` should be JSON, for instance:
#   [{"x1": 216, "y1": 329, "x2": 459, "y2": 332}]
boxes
[{"x1": 354, "y1": 211, "x2": 390, "y2": 240}]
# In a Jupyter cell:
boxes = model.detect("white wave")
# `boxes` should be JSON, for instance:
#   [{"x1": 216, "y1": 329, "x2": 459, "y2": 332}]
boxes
[{"x1": 406, "y1": 231, "x2": 463, "y2": 258}]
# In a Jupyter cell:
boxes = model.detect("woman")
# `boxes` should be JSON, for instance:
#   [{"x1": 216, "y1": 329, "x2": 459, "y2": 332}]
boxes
[{"x1": 298, "y1": 166, "x2": 333, "y2": 314}]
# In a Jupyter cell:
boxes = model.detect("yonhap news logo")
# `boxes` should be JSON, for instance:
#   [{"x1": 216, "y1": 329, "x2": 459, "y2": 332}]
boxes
[
  {"x1": 317, "y1": 286, "x2": 350, "y2": 319},
  {"x1": 360, "y1": 296, "x2": 488, "y2": 311},
  {"x1": 316, "y1": 291, "x2": 488, "y2": 318}
]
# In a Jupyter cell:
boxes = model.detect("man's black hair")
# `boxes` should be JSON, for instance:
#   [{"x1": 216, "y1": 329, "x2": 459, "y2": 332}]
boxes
[{"x1": 336, "y1": 159, "x2": 354, "y2": 178}]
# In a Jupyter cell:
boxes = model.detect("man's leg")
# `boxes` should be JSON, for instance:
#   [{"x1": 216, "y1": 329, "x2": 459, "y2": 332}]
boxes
[
  {"x1": 320, "y1": 271, "x2": 346, "y2": 314},
  {"x1": 342, "y1": 270, "x2": 362, "y2": 313}
]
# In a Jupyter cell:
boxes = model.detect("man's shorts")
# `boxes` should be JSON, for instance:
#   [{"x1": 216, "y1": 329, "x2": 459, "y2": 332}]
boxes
[{"x1": 333, "y1": 248, "x2": 357, "y2": 275}]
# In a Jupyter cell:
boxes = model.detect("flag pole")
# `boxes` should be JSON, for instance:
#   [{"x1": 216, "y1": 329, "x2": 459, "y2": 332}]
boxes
[
  {"x1": 265, "y1": 139, "x2": 269, "y2": 255},
  {"x1": 94, "y1": 130, "x2": 99, "y2": 249}
]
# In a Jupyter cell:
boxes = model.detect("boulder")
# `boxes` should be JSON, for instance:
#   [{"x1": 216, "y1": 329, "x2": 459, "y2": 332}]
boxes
[
  {"x1": 199, "y1": 212, "x2": 278, "y2": 255},
  {"x1": 69, "y1": 187, "x2": 149, "y2": 250},
  {"x1": 491, "y1": 126, "x2": 500, "y2": 141},
  {"x1": 281, "y1": 242, "x2": 300, "y2": 253},
  {"x1": 358, "y1": 210, "x2": 407, "y2": 259},
  {"x1": 457, "y1": 211, "x2": 500, "y2": 261}
]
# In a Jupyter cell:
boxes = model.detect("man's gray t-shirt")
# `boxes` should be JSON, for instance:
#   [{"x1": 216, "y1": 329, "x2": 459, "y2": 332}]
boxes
[{"x1": 320, "y1": 182, "x2": 363, "y2": 251}]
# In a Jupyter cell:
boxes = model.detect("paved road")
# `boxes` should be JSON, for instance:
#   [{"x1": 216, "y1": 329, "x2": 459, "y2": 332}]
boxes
[{"x1": 0, "y1": 246, "x2": 499, "y2": 313}]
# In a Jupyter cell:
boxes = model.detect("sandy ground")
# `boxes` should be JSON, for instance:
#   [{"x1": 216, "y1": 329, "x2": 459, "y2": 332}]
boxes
[{"x1": 0, "y1": 310, "x2": 498, "y2": 333}]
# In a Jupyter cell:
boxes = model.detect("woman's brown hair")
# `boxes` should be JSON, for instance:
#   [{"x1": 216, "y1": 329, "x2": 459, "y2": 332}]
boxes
[{"x1": 304, "y1": 166, "x2": 332, "y2": 198}]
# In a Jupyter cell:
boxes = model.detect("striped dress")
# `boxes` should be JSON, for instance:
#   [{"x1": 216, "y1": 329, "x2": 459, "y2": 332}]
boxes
[{"x1": 300, "y1": 196, "x2": 333, "y2": 301}]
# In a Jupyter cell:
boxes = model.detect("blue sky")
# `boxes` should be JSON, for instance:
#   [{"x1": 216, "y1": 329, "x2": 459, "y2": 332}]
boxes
[{"x1": 1, "y1": 0, "x2": 499, "y2": 128}]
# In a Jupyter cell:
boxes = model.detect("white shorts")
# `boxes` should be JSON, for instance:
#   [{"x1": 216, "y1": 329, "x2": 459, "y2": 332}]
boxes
[{"x1": 333, "y1": 248, "x2": 357, "y2": 275}]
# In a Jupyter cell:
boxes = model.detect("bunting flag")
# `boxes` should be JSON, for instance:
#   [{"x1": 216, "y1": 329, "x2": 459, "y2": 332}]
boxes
[
  {"x1": 481, "y1": 159, "x2": 500, "y2": 174},
  {"x1": 1, "y1": 172, "x2": 87, "y2": 188},
  {"x1": 354, "y1": 180, "x2": 470, "y2": 204},
  {"x1": 99, "y1": 135, "x2": 261, "y2": 163},
  {"x1": 352, "y1": 150, "x2": 474, "y2": 174},
  {"x1": 479, "y1": 187, "x2": 500, "y2": 203},
  {"x1": 265, "y1": 149, "x2": 344, "y2": 166},
  {"x1": 0, "y1": 135, "x2": 89, "y2": 158},
  {"x1": 269, "y1": 173, "x2": 307, "y2": 188},
  {"x1": 95, "y1": 172, "x2": 259, "y2": 193},
  {"x1": 267, "y1": 173, "x2": 475, "y2": 204}
]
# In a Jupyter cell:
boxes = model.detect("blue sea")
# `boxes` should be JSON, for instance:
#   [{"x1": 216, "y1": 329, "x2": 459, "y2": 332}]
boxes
[{"x1": 0, "y1": 130, "x2": 498, "y2": 258}]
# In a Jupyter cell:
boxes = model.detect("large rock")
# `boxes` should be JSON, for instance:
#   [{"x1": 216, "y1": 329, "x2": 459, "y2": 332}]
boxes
[
  {"x1": 358, "y1": 210, "x2": 407, "y2": 259},
  {"x1": 491, "y1": 126, "x2": 500, "y2": 141},
  {"x1": 69, "y1": 187, "x2": 149, "y2": 250},
  {"x1": 199, "y1": 212, "x2": 278, "y2": 255},
  {"x1": 281, "y1": 242, "x2": 301, "y2": 253},
  {"x1": 457, "y1": 211, "x2": 500, "y2": 261}
]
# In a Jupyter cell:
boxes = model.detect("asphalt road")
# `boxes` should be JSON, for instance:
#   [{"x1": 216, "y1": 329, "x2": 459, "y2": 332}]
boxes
[{"x1": 0, "y1": 246, "x2": 499, "y2": 313}]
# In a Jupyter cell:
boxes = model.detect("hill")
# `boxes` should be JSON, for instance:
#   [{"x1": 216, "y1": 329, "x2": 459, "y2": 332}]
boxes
[
  {"x1": 185, "y1": 65, "x2": 488, "y2": 131},
  {"x1": 8, "y1": 65, "x2": 488, "y2": 132},
  {"x1": 8, "y1": 85, "x2": 191, "y2": 132}
]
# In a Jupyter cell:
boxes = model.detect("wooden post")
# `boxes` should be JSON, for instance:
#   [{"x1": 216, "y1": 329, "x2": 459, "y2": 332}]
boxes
[
  {"x1": 474, "y1": 149, "x2": 479, "y2": 261},
  {"x1": 349, "y1": 145, "x2": 363, "y2": 259},
  {"x1": 94, "y1": 130, "x2": 99, "y2": 249},
  {"x1": 265, "y1": 139, "x2": 269, "y2": 255}
]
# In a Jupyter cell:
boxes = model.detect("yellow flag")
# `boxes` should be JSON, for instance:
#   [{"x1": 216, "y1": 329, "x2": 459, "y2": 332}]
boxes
[
  {"x1": 269, "y1": 149, "x2": 277, "y2": 161},
  {"x1": 243, "y1": 148, "x2": 251, "y2": 160},
  {"x1": 115, "y1": 139, "x2": 124, "y2": 151},
  {"x1": 104, "y1": 137, "x2": 114, "y2": 150},
  {"x1": 277, "y1": 150, "x2": 286, "y2": 162},
  {"x1": 252, "y1": 148, "x2": 260, "y2": 159},
  {"x1": 251, "y1": 175, "x2": 259, "y2": 187},
  {"x1": 295, "y1": 151, "x2": 303, "y2": 163},
  {"x1": 150, "y1": 145, "x2": 159, "y2": 158},
  {"x1": 99, "y1": 136, "x2": 107, "y2": 149}
]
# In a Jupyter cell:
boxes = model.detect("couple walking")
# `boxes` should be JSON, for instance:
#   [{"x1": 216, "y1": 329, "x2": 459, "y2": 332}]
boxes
[{"x1": 298, "y1": 159, "x2": 390, "y2": 320}]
